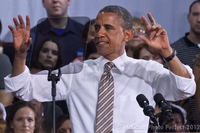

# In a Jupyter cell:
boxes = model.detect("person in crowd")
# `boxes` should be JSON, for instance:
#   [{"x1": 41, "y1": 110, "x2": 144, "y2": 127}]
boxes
[
  {"x1": 27, "y1": 0, "x2": 85, "y2": 66},
  {"x1": 0, "y1": 19, "x2": 13, "y2": 108},
  {"x1": 29, "y1": 38, "x2": 62, "y2": 74},
  {"x1": 29, "y1": 38, "x2": 67, "y2": 118},
  {"x1": 170, "y1": 1, "x2": 200, "y2": 130},
  {"x1": 159, "y1": 103, "x2": 187, "y2": 133},
  {"x1": 126, "y1": 16, "x2": 149, "y2": 57},
  {"x1": 171, "y1": 0, "x2": 200, "y2": 69},
  {"x1": 82, "y1": 19, "x2": 96, "y2": 45},
  {"x1": 55, "y1": 114, "x2": 71, "y2": 133},
  {"x1": 133, "y1": 43, "x2": 165, "y2": 65},
  {"x1": 73, "y1": 19, "x2": 96, "y2": 62},
  {"x1": 5, "y1": 5, "x2": 196, "y2": 133},
  {"x1": 5, "y1": 101, "x2": 42, "y2": 133},
  {"x1": 0, "y1": 53, "x2": 13, "y2": 108}
]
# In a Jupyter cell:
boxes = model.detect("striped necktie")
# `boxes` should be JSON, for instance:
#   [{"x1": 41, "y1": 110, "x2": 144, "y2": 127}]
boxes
[{"x1": 95, "y1": 62, "x2": 115, "y2": 133}]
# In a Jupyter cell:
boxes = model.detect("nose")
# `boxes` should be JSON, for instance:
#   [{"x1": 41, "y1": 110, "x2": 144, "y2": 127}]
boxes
[
  {"x1": 47, "y1": 51, "x2": 52, "y2": 58},
  {"x1": 133, "y1": 30, "x2": 139, "y2": 37},
  {"x1": 96, "y1": 27, "x2": 106, "y2": 38},
  {"x1": 197, "y1": 14, "x2": 200, "y2": 22},
  {"x1": 23, "y1": 119, "x2": 29, "y2": 127}
]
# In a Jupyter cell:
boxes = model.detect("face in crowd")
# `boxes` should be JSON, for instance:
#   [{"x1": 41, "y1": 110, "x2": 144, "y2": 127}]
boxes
[
  {"x1": 56, "y1": 119, "x2": 71, "y2": 133},
  {"x1": 10, "y1": 107, "x2": 36, "y2": 133},
  {"x1": 187, "y1": 1, "x2": 200, "y2": 35},
  {"x1": 42, "y1": 0, "x2": 71, "y2": 17},
  {"x1": 38, "y1": 40, "x2": 59, "y2": 70},
  {"x1": 139, "y1": 47, "x2": 164, "y2": 64}
]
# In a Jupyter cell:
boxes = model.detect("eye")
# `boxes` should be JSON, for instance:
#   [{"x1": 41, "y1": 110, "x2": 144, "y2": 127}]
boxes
[
  {"x1": 16, "y1": 117, "x2": 23, "y2": 121},
  {"x1": 94, "y1": 25, "x2": 100, "y2": 32},
  {"x1": 58, "y1": 129, "x2": 66, "y2": 133},
  {"x1": 52, "y1": 50, "x2": 58, "y2": 56},
  {"x1": 41, "y1": 48, "x2": 48, "y2": 53},
  {"x1": 192, "y1": 12, "x2": 199, "y2": 16},
  {"x1": 105, "y1": 25, "x2": 114, "y2": 30},
  {"x1": 28, "y1": 118, "x2": 34, "y2": 122}
]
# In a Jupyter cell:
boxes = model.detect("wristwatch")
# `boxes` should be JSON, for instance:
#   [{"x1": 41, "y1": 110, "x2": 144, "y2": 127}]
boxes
[{"x1": 163, "y1": 49, "x2": 177, "y2": 62}]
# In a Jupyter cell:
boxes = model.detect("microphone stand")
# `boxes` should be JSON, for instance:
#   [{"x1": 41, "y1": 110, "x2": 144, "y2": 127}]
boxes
[{"x1": 48, "y1": 68, "x2": 61, "y2": 133}]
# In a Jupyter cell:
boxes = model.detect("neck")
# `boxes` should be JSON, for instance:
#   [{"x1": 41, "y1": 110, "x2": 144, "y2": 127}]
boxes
[
  {"x1": 48, "y1": 17, "x2": 68, "y2": 29},
  {"x1": 187, "y1": 31, "x2": 200, "y2": 44}
]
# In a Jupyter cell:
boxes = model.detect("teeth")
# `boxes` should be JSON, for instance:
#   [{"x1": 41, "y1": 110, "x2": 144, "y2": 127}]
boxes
[{"x1": 99, "y1": 42, "x2": 106, "y2": 44}]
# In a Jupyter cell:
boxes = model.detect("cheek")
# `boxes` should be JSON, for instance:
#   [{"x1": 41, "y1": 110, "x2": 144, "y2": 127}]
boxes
[
  {"x1": 53, "y1": 56, "x2": 58, "y2": 63},
  {"x1": 38, "y1": 53, "x2": 46, "y2": 62}
]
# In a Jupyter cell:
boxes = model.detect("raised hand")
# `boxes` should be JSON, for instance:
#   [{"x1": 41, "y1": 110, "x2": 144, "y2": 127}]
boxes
[
  {"x1": 8, "y1": 15, "x2": 32, "y2": 57},
  {"x1": 140, "y1": 13, "x2": 170, "y2": 54}
]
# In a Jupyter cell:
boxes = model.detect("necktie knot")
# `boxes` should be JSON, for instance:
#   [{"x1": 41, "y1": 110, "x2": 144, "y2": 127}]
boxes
[{"x1": 104, "y1": 62, "x2": 115, "y2": 72}]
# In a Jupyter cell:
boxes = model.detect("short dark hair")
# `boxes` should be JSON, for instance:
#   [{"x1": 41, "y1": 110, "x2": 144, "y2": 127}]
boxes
[
  {"x1": 5, "y1": 101, "x2": 41, "y2": 133},
  {"x1": 99, "y1": 5, "x2": 133, "y2": 30},
  {"x1": 189, "y1": 0, "x2": 200, "y2": 13},
  {"x1": 171, "y1": 106, "x2": 185, "y2": 125}
]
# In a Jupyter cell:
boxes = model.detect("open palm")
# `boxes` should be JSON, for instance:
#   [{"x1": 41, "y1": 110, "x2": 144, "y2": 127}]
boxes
[{"x1": 8, "y1": 15, "x2": 32, "y2": 55}]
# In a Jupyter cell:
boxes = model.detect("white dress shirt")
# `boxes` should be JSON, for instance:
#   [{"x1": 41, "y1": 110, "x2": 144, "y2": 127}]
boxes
[{"x1": 5, "y1": 52, "x2": 196, "y2": 133}]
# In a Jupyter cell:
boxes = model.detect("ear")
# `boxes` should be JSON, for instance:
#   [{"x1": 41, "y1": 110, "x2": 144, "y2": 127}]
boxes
[
  {"x1": 124, "y1": 29, "x2": 134, "y2": 42},
  {"x1": 67, "y1": 0, "x2": 71, "y2": 6},
  {"x1": 187, "y1": 13, "x2": 190, "y2": 23}
]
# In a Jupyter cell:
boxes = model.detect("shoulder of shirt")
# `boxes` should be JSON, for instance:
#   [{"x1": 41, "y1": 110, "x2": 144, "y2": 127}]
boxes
[{"x1": 170, "y1": 37, "x2": 185, "y2": 46}]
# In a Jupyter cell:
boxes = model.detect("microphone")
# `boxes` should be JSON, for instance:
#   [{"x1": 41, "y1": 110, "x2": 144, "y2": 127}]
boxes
[
  {"x1": 154, "y1": 93, "x2": 174, "y2": 122},
  {"x1": 136, "y1": 94, "x2": 158, "y2": 126}
]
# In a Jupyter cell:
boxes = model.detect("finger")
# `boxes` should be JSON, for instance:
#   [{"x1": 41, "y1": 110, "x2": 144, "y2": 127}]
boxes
[
  {"x1": 155, "y1": 28, "x2": 165, "y2": 36},
  {"x1": 150, "y1": 31, "x2": 157, "y2": 40},
  {"x1": 141, "y1": 16, "x2": 151, "y2": 31},
  {"x1": 8, "y1": 25, "x2": 15, "y2": 34},
  {"x1": 18, "y1": 15, "x2": 25, "y2": 29},
  {"x1": 152, "y1": 23, "x2": 161, "y2": 30},
  {"x1": 149, "y1": 24, "x2": 161, "y2": 40},
  {"x1": 13, "y1": 17, "x2": 20, "y2": 30},
  {"x1": 147, "y1": 12, "x2": 156, "y2": 26},
  {"x1": 140, "y1": 36, "x2": 151, "y2": 45},
  {"x1": 26, "y1": 15, "x2": 30, "y2": 31}
]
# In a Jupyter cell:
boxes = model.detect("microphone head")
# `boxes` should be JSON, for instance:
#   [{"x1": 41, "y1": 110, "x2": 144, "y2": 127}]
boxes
[
  {"x1": 136, "y1": 94, "x2": 149, "y2": 108},
  {"x1": 154, "y1": 93, "x2": 165, "y2": 106}
]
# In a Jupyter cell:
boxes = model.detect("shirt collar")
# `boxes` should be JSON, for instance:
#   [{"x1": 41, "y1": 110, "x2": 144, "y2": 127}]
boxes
[
  {"x1": 40, "y1": 17, "x2": 79, "y2": 35},
  {"x1": 96, "y1": 51, "x2": 132, "y2": 74},
  {"x1": 184, "y1": 32, "x2": 198, "y2": 47}
]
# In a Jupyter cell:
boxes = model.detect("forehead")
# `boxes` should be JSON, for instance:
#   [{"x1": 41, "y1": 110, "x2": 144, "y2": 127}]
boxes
[
  {"x1": 95, "y1": 12, "x2": 122, "y2": 26},
  {"x1": 191, "y1": 2, "x2": 200, "y2": 12},
  {"x1": 43, "y1": 41, "x2": 58, "y2": 49},
  {"x1": 15, "y1": 107, "x2": 35, "y2": 116}
]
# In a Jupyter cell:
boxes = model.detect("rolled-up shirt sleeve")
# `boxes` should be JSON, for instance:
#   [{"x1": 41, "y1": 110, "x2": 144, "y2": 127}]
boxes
[
  {"x1": 154, "y1": 64, "x2": 196, "y2": 101},
  {"x1": 4, "y1": 66, "x2": 61, "y2": 102}
]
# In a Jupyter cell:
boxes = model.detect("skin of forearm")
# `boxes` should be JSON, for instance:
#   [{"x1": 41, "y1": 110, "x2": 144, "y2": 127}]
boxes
[{"x1": 11, "y1": 53, "x2": 26, "y2": 77}]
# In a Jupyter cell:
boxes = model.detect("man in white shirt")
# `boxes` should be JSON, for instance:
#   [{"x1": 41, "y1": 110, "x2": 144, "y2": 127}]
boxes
[{"x1": 5, "y1": 5, "x2": 195, "y2": 133}]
